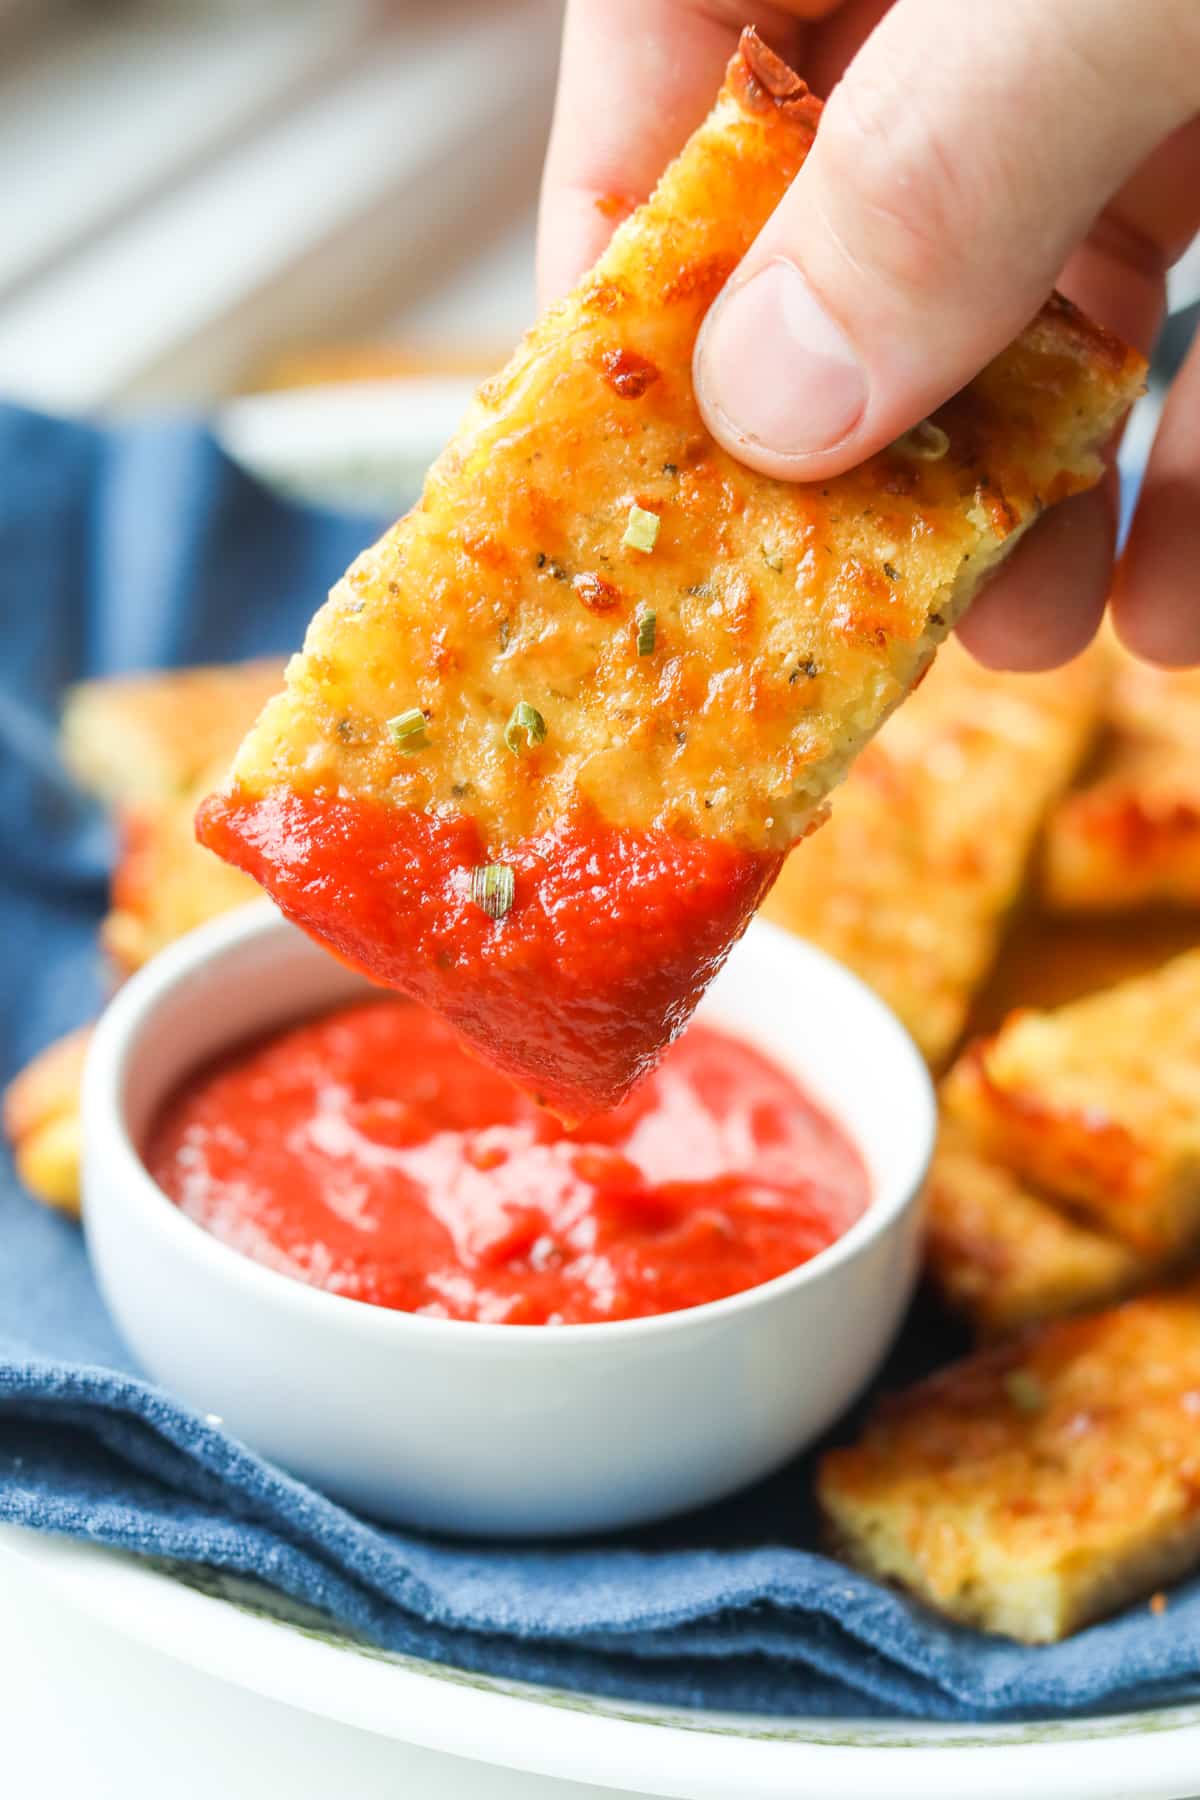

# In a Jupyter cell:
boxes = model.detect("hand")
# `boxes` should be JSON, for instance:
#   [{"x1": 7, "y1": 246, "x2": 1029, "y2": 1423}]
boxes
[{"x1": 538, "y1": 1, "x2": 1200, "y2": 668}]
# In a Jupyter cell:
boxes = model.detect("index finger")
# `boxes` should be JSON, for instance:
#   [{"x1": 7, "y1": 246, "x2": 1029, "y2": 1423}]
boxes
[{"x1": 537, "y1": 0, "x2": 816, "y2": 307}]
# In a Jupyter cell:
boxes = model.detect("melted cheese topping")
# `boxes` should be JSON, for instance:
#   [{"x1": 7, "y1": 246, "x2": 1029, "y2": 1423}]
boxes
[
  {"x1": 820, "y1": 1288, "x2": 1200, "y2": 1641},
  {"x1": 943, "y1": 951, "x2": 1200, "y2": 1253},
  {"x1": 925, "y1": 1118, "x2": 1157, "y2": 1338},
  {"x1": 763, "y1": 638, "x2": 1102, "y2": 1061},
  {"x1": 219, "y1": 40, "x2": 1142, "y2": 856}
]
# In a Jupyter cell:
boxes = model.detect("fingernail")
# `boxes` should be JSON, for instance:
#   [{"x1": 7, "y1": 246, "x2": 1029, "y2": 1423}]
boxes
[{"x1": 695, "y1": 257, "x2": 867, "y2": 462}]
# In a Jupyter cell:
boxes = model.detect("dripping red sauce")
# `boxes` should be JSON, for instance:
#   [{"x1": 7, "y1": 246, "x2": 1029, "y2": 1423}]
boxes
[
  {"x1": 146, "y1": 1000, "x2": 870, "y2": 1326},
  {"x1": 197, "y1": 790, "x2": 783, "y2": 1121}
]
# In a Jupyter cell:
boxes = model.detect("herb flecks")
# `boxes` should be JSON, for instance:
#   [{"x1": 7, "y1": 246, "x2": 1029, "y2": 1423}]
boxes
[
  {"x1": 505, "y1": 701, "x2": 547, "y2": 755},
  {"x1": 387, "y1": 708, "x2": 429, "y2": 752},
  {"x1": 789, "y1": 659, "x2": 819, "y2": 684},
  {"x1": 636, "y1": 608, "x2": 657, "y2": 656},
  {"x1": 622, "y1": 503, "x2": 660, "y2": 554},
  {"x1": 893, "y1": 419, "x2": 950, "y2": 462},
  {"x1": 471, "y1": 862, "x2": 515, "y2": 921},
  {"x1": 1004, "y1": 1369, "x2": 1046, "y2": 1415}
]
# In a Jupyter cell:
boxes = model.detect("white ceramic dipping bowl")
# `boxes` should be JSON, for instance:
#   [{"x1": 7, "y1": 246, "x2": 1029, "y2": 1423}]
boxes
[{"x1": 83, "y1": 901, "x2": 934, "y2": 1538}]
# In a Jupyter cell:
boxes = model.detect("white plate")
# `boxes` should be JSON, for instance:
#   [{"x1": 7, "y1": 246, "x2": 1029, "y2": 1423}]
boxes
[
  {"x1": 123, "y1": 388, "x2": 1198, "y2": 1798},
  {"x1": 5, "y1": 1525, "x2": 1200, "y2": 1800}
]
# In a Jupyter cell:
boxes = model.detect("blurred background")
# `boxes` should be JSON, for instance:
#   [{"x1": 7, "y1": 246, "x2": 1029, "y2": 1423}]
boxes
[
  {"x1": 4, "y1": 0, "x2": 1199, "y2": 515},
  {"x1": 0, "y1": 0, "x2": 564, "y2": 505}
]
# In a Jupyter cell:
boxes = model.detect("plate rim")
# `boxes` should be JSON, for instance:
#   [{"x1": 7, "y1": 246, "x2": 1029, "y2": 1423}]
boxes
[
  {"x1": 22, "y1": 390, "x2": 1195, "y2": 1800},
  {"x1": 5, "y1": 1525, "x2": 1200, "y2": 1800}
]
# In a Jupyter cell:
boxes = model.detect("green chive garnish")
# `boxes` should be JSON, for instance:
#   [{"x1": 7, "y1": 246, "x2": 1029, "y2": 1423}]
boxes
[
  {"x1": 471, "y1": 862, "x2": 515, "y2": 920},
  {"x1": 636, "y1": 608, "x2": 657, "y2": 656},
  {"x1": 1004, "y1": 1369, "x2": 1045, "y2": 1414},
  {"x1": 893, "y1": 420, "x2": 950, "y2": 462},
  {"x1": 505, "y1": 701, "x2": 547, "y2": 755},
  {"x1": 622, "y1": 503, "x2": 660, "y2": 553},
  {"x1": 388, "y1": 708, "x2": 429, "y2": 751}
]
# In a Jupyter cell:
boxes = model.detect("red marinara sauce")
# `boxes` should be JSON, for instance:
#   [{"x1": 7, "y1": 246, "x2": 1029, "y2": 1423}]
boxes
[
  {"x1": 196, "y1": 791, "x2": 783, "y2": 1122},
  {"x1": 146, "y1": 1000, "x2": 869, "y2": 1326}
]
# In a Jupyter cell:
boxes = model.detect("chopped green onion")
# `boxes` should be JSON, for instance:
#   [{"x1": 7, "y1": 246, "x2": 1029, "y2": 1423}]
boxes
[
  {"x1": 622, "y1": 503, "x2": 660, "y2": 553},
  {"x1": 471, "y1": 862, "x2": 515, "y2": 921},
  {"x1": 387, "y1": 708, "x2": 429, "y2": 751},
  {"x1": 636, "y1": 608, "x2": 657, "y2": 656},
  {"x1": 505, "y1": 701, "x2": 547, "y2": 755},
  {"x1": 893, "y1": 420, "x2": 950, "y2": 462},
  {"x1": 1004, "y1": 1369, "x2": 1045, "y2": 1414}
]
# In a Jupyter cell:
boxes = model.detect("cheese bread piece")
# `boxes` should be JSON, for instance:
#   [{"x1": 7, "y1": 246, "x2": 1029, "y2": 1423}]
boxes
[
  {"x1": 6, "y1": 775, "x2": 260, "y2": 1216},
  {"x1": 943, "y1": 952, "x2": 1200, "y2": 1255},
  {"x1": 198, "y1": 31, "x2": 1143, "y2": 1118},
  {"x1": 763, "y1": 639, "x2": 1103, "y2": 1064},
  {"x1": 1044, "y1": 745, "x2": 1200, "y2": 912},
  {"x1": 7, "y1": 778, "x2": 261, "y2": 1217},
  {"x1": 104, "y1": 762, "x2": 263, "y2": 974},
  {"x1": 6, "y1": 761, "x2": 261, "y2": 1213},
  {"x1": 1043, "y1": 640, "x2": 1200, "y2": 914},
  {"x1": 58, "y1": 660, "x2": 278, "y2": 974},
  {"x1": 62, "y1": 659, "x2": 282, "y2": 807},
  {"x1": 3, "y1": 1026, "x2": 92, "y2": 1216},
  {"x1": 819, "y1": 1286, "x2": 1200, "y2": 1642},
  {"x1": 926, "y1": 1118, "x2": 1161, "y2": 1338},
  {"x1": 1107, "y1": 649, "x2": 1200, "y2": 751},
  {"x1": 7, "y1": 665, "x2": 276, "y2": 1215}
]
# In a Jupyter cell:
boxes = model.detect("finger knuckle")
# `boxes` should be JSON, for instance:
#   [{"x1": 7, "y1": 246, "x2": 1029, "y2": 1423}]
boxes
[{"x1": 817, "y1": 68, "x2": 968, "y2": 297}]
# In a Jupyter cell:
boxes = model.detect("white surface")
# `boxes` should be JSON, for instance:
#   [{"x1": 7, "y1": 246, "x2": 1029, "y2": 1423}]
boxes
[
  {"x1": 6, "y1": 1526, "x2": 1200, "y2": 1800},
  {"x1": 0, "y1": 1547, "x2": 627, "y2": 1800},
  {"x1": 0, "y1": 0, "x2": 560, "y2": 408},
  {"x1": 393, "y1": 199, "x2": 538, "y2": 351},
  {"x1": 82, "y1": 903, "x2": 930, "y2": 1536},
  {"x1": 219, "y1": 373, "x2": 478, "y2": 508},
  {"x1": 0, "y1": 0, "x2": 373, "y2": 299}
]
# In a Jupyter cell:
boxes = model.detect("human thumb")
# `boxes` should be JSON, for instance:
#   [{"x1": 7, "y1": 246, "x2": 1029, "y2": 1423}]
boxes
[{"x1": 694, "y1": 0, "x2": 1199, "y2": 479}]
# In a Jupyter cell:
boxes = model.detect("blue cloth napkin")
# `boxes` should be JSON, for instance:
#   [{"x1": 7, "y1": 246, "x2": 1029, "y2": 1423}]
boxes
[{"x1": 1, "y1": 400, "x2": 1193, "y2": 1723}]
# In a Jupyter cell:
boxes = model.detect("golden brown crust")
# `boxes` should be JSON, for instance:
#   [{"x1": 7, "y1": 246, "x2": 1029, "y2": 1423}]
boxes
[
  {"x1": 1044, "y1": 747, "x2": 1200, "y2": 912},
  {"x1": 7, "y1": 661, "x2": 275, "y2": 1217},
  {"x1": 104, "y1": 764, "x2": 263, "y2": 974},
  {"x1": 56, "y1": 661, "x2": 279, "y2": 974},
  {"x1": 3, "y1": 1026, "x2": 92, "y2": 1216},
  {"x1": 1107, "y1": 649, "x2": 1200, "y2": 750},
  {"x1": 1044, "y1": 639, "x2": 1200, "y2": 914},
  {"x1": 942, "y1": 952, "x2": 1200, "y2": 1255},
  {"x1": 215, "y1": 42, "x2": 1143, "y2": 861},
  {"x1": 819, "y1": 1286, "x2": 1200, "y2": 1642},
  {"x1": 61, "y1": 659, "x2": 282, "y2": 807},
  {"x1": 734, "y1": 26, "x2": 823, "y2": 126},
  {"x1": 247, "y1": 345, "x2": 504, "y2": 391},
  {"x1": 925, "y1": 1117, "x2": 1162, "y2": 1337},
  {"x1": 762, "y1": 639, "x2": 1103, "y2": 1063}
]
